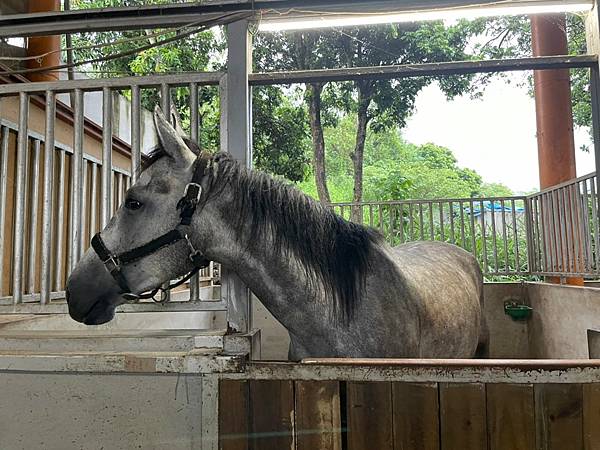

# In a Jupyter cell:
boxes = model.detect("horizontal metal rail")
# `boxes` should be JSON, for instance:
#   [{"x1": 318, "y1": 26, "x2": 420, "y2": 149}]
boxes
[
  {"x1": 0, "y1": 72, "x2": 224, "y2": 95},
  {"x1": 249, "y1": 55, "x2": 598, "y2": 85}
]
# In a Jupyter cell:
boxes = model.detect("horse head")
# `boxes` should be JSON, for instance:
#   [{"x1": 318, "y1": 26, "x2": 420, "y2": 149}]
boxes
[{"x1": 66, "y1": 107, "x2": 205, "y2": 324}]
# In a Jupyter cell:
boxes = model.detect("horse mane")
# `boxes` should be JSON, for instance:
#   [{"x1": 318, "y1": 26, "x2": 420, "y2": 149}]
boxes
[
  {"x1": 209, "y1": 152, "x2": 381, "y2": 324},
  {"x1": 142, "y1": 142, "x2": 381, "y2": 324}
]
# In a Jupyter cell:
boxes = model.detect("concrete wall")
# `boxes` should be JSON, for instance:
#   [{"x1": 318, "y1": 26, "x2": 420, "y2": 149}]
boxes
[
  {"x1": 0, "y1": 372, "x2": 203, "y2": 450},
  {"x1": 528, "y1": 282, "x2": 600, "y2": 358}
]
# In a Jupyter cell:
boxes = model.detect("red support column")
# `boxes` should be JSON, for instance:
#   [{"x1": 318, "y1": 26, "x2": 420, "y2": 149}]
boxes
[
  {"x1": 531, "y1": 14, "x2": 583, "y2": 286},
  {"x1": 26, "y1": 0, "x2": 61, "y2": 82}
]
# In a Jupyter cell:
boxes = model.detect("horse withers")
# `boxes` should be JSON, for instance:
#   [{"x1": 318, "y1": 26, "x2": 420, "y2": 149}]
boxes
[{"x1": 66, "y1": 107, "x2": 485, "y2": 360}]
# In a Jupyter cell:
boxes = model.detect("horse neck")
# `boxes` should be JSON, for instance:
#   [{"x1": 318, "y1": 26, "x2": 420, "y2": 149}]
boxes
[{"x1": 195, "y1": 191, "x2": 332, "y2": 334}]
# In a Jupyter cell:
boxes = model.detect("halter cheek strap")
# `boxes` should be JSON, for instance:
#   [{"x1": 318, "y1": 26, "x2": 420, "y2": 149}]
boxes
[{"x1": 91, "y1": 156, "x2": 212, "y2": 302}]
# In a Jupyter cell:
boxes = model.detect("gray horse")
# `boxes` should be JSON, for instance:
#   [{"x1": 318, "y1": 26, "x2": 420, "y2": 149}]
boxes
[{"x1": 66, "y1": 108, "x2": 485, "y2": 360}]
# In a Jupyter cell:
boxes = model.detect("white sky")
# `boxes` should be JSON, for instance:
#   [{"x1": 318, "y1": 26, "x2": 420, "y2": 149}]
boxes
[{"x1": 403, "y1": 74, "x2": 595, "y2": 194}]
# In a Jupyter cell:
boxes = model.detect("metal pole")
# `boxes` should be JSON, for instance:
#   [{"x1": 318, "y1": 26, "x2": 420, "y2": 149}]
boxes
[
  {"x1": 90, "y1": 162, "x2": 98, "y2": 241},
  {"x1": 101, "y1": 87, "x2": 113, "y2": 228},
  {"x1": 189, "y1": 82, "x2": 200, "y2": 302},
  {"x1": 27, "y1": 140, "x2": 41, "y2": 293},
  {"x1": 40, "y1": 91, "x2": 55, "y2": 304},
  {"x1": 222, "y1": 20, "x2": 252, "y2": 333},
  {"x1": 69, "y1": 88, "x2": 84, "y2": 272},
  {"x1": 80, "y1": 159, "x2": 88, "y2": 255},
  {"x1": 0, "y1": 127, "x2": 9, "y2": 296},
  {"x1": 12, "y1": 93, "x2": 29, "y2": 304},
  {"x1": 54, "y1": 150, "x2": 65, "y2": 290},
  {"x1": 130, "y1": 85, "x2": 141, "y2": 184}
]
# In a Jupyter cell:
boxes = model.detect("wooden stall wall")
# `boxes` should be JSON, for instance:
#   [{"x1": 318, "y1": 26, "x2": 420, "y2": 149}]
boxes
[{"x1": 219, "y1": 380, "x2": 600, "y2": 450}]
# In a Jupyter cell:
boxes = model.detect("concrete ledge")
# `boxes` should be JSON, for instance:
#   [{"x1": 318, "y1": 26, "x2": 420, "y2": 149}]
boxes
[{"x1": 0, "y1": 350, "x2": 246, "y2": 374}]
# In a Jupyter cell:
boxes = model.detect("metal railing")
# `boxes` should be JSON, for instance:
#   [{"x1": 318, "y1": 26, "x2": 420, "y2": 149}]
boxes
[
  {"x1": 527, "y1": 172, "x2": 600, "y2": 277},
  {"x1": 331, "y1": 197, "x2": 529, "y2": 277},
  {"x1": 0, "y1": 72, "x2": 224, "y2": 312},
  {"x1": 332, "y1": 173, "x2": 600, "y2": 279}
]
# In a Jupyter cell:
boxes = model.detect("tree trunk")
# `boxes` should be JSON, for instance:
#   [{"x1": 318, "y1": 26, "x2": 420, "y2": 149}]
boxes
[
  {"x1": 350, "y1": 88, "x2": 371, "y2": 223},
  {"x1": 307, "y1": 83, "x2": 331, "y2": 205}
]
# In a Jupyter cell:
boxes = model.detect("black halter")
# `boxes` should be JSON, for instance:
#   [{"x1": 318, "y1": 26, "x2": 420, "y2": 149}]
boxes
[{"x1": 91, "y1": 156, "x2": 211, "y2": 302}]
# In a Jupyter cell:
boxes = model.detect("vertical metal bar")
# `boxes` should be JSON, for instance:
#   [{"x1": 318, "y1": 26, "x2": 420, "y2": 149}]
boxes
[
  {"x1": 489, "y1": 200, "x2": 499, "y2": 273},
  {"x1": 439, "y1": 201, "x2": 445, "y2": 241},
  {"x1": 223, "y1": 20, "x2": 253, "y2": 333},
  {"x1": 378, "y1": 205, "x2": 384, "y2": 234},
  {"x1": 40, "y1": 91, "x2": 55, "y2": 304},
  {"x1": 449, "y1": 201, "x2": 455, "y2": 244},
  {"x1": 459, "y1": 201, "x2": 466, "y2": 249},
  {"x1": 557, "y1": 189, "x2": 568, "y2": 273},
  {"x1": 101, "y1": 87, "x2": 113, "y2": 228},
  {"x1": 399, "y1": 204, "x2": 404, "y2": 244},
  {"x1": 161, "y1": 83, "x2": 170, "y2": 116},
  {"x1": 0, "y1": 127, "x2": 10, "y2": 295},
  {"x1": 160, "y1": 85, "x2": 172, "y2": 303},
  {"x1": 369, "y1": 205, "x2": 373, "y2": 227},
  {"x1": 591, "y1": 177, "x2": 600, "y2": 273},
  {"x1": 590, "y1": 66, "x2": 600, "y2": 271},
  {"x1": 90, "y1": 163, "x2": 98, "y2": 242},
  {"x1": 116, "y1": 172, "x2": 124, "y2": 208},
  {"x1": 69, "y1": 88, "x2": 84, "y2": 272},
  {"x1": 389, "y1": 205, "x2": 396, "y2": 245},
  {"x1": 419, "y1": 203, "x2": 425, "y2": 239},
  {"x1": 523, "y1": 197, "x2": 534, "y2": 276},
  {"x1": 500, "y1": 200, "x2": 509, "y2": 273},
  {"x1": 54, "y1": 151, "x2": 65, "y2": 291},
  {"x1": 80, "y1": 159, "x2": 88, "y2": 255},
  {"x1": 511, "y1": 199, "x2": 521, "y2": 274},
  {"x1": 130, "y1": 85, "x2": 141, "y2": 185},
  {"x1": 480, "y1": 200, "x2": 488, "y2": 274},
  {"x1": 540, "y1": 193, "x2": 550, "y2": 273},
  {"x1": 190, "y1": 82, "x2": 199, "y2": 142},
  {"x1": 407, "y1": 203, "x2": 413, "y2": 240},
  {"x1": 569, "y1": 184, "x2": 581, "y2": 274},
  {"x1": 536, "y1": 196, "x2": 542, "y2": 272},
  {"x1": 549, "y1": 192, "x2": 559, "y2": 273},
  {"x1": 188, "y1": 83, "x2": 200, "y2": 302},
  {"x1": 12, "y1": 93, "x2": 29, "y2": 304},
  {"x1": 469, "y1": 199, "x2": 476, "y2": 258},
  {"x1": 27, "y1": 140, "x2": 41, "y2": 294},
  {"x1": 428, "y1": 202, "x2": 434, "y2": 240},
  {"x1": 581, "y1": 179, "x2": 593, "y2": 272}
]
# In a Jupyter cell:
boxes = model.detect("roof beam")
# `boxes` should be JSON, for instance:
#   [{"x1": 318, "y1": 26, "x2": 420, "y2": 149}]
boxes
[{"x1": 0, "y1": 0, "x2": 527, "y2": 37}]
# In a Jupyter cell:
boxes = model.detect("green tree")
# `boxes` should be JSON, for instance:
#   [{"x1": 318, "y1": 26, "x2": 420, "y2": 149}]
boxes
[
  {"x1": 71, "y1": 0, "x2": 310, "y2": 179},
  {"x1": 255, "y1": 21, "x2": 484, "y2": 215}
]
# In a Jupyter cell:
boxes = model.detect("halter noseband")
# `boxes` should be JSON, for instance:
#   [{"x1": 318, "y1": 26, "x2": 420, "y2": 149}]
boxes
[{"x1": 91, "y1": 156, "x2": 211, "y2": 302}]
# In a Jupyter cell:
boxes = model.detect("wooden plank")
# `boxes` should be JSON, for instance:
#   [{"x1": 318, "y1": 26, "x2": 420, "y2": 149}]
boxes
[
  {"x1": 392, "y1": 382, "x2": 439, "y2": 450},
  {"x1": 440, "y1": 383, "x2": 487, "y2": 450},
  {"x1": 219, "y1": 380, "x2": 249, "y2": 450},
  {"x1": 487, "y1": 383, "x2": 535, "y2": 450},
  {"x1": 295, "y1": 380, "x2": 342, "y2": 450},
  {"x1": 249, "y1": 380, "x2": 295, "y2": 450},
  {"x1": 535, "y1": 384, "x2": 583, "y2": 450},
  {"x1": 583, "y1": 384, "x2": 600, "y2": 450},
  {"x1": 346, "y1": 381, "x2": 393, "y2": 450}
]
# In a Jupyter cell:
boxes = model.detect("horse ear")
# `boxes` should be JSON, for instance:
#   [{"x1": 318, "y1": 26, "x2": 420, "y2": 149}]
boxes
[
  {"x1": 153, "y1": 106, "x2": 195, "y2": 167},
  {"x1": 169, "y1": 104, "x2": 187, "y2": 137}
]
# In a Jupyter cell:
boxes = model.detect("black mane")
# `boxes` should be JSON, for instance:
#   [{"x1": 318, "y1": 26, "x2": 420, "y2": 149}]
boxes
[
  {"x1": 143, "y1": 144, "x2": 381, "y2": 324},
  {"x1": 210, "y1": 152, "x2": 381, "y2": 324}
]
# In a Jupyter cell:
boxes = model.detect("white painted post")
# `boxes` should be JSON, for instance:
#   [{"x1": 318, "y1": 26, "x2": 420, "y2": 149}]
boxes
[{"x1": 221, "y1": 20, "x2": 253, "y2": 334}]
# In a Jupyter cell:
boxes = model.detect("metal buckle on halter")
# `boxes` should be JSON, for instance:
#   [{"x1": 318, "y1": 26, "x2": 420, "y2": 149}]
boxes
[
  {"x1": 183, "y1": 183, "x2": 202, "y2": 204},
  {"x1": 184, "y1": 234, "x2": 202, "y2": 263},
  {"x1": 103, "y1": 255, "x2": 120, "y2": 274}
]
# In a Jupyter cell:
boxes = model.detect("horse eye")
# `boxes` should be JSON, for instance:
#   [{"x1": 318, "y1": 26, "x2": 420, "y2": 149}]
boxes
[{"x1": 125, "y1": 199, "x2": 143, "y2": 210}]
